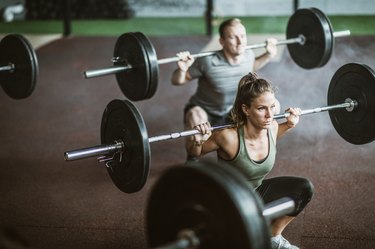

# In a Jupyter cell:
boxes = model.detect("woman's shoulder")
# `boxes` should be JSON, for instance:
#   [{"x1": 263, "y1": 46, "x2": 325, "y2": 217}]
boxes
[
  {"x1": 215, "y1": 126, "x2": 240, "y2": 159},
  {"x1": 214, "y1": 126, "x2": 238, "y2": 142}
]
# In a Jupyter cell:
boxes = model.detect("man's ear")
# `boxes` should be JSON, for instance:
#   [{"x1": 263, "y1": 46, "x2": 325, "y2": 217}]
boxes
[{"x1": 219, "y1": 36, "x2": 224, "y2": 47}]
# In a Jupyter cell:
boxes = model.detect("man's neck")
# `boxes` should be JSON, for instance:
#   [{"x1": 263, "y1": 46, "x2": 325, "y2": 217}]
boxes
[{"x1": 223, "y1": 51, "x2": 244, "y2": 65}]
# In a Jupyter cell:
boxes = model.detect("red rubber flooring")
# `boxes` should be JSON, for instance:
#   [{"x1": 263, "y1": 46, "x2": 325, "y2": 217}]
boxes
[{"x1": 0, "y1": 34, "x2": 374, "y2": 249}]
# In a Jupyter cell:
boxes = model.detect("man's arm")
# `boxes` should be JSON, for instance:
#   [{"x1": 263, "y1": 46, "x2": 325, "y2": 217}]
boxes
[
  {"x1": 253, "y1": 38, "x2": 278, "y2": 71},
  {"x1": 171, "y1": 51, "x2": 194, "y2": 85},
  {"x1": 171, "y1": 68, "x2": 192, "y2": 85}
]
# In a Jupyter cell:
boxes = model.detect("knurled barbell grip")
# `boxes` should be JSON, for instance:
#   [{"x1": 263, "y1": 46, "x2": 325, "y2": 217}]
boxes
[
  {"x1": 148, "y1": 123, "x2": 236, "y2": 143},
  {"x1": 155, "y1": 36, "x2": 305, "y2": 65}
]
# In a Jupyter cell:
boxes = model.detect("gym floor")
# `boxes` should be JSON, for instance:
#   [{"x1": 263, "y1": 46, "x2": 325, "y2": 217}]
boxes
[{"x1": 0, "y1": 33, "x2": 374, "y2": 249}]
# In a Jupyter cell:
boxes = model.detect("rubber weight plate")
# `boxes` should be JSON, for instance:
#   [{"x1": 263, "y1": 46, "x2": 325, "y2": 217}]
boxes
[
  {"x1": 0, "y1": 34, "x2": 38, "y2": 99},
  {"x1": 101, "y1": 99, "x2": 150, "y2": 193},
  {"x1": 114, "y1": 33, "x2": 151, "y2": 101},
  {"x1": 328, "y1": 63, "x2": 375, "y2": 145},
  {"x1": 207, "y1": 160, "x2": 271, "y2": 249},
  {"x1": 132, "y1": 32, "x2": 159, "y2": 100},
  {"x1": 146, "y1": 161, "x2": 271, "y2": 249},
  {"x1": 286, "y1": 8, "x2": 333, "y2": 69}
]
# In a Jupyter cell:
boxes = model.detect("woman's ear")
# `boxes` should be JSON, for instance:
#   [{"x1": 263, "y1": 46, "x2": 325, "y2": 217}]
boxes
[{"x1": 241, "y1": 104, "x2": 250, "y2": 116}]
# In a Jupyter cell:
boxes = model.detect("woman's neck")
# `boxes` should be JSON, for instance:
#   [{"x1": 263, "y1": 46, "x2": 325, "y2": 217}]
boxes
[{"x1": 243, "y1": 123, "x2": 267, "y2": 140}]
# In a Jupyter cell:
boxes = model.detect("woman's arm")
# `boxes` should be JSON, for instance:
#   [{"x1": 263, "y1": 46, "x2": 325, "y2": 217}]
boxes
[{"x1": 186, "y1": 122, "x2": 220, "y2": 157}]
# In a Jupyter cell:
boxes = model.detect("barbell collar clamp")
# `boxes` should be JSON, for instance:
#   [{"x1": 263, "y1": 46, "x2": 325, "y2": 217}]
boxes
[
  {"x1": 344, "y1": 98, "x2": 356, "y2": 112},
  {"x1": 0, "y1": 63, "x2": 15, "y2": 73},
  {"x1": 112, "y1": 57, "x2": 123, "y2": 63},
  {"x1": 97, "y1": 141, "x2": 124, "y2": 164}
]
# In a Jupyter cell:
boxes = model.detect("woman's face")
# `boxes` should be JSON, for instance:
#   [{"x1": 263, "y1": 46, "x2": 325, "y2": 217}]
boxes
[{"x1": 242, "y1": 91, "x2": 276, "y2": 129}]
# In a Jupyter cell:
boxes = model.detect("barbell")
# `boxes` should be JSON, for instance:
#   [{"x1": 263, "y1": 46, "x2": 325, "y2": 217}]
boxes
[
  {"x1": 146, "y1": 160, "x2": 295, "y2": 249},
  {"x1": 0, "y1": 34, "x2": 39, "y2": 99},
  {"x1": 64, "y1": 63, "x2": 375, "y2": 193},
  {"x1": 83, "y1": 7, "x2": 350, "y2": 101}
]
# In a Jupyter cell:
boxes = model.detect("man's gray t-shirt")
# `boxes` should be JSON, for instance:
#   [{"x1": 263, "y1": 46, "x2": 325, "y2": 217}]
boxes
[{"x1": 187, "y1": 50, "x2": 255, "y2": 116}]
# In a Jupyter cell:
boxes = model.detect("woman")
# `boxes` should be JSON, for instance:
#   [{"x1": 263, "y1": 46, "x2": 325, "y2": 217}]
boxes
[{"x1": 188, "y1": 73, "x2": 314, "y2": 249}]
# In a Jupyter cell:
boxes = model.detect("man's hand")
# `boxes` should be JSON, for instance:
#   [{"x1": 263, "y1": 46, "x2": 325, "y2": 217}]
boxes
[
  {"x1": 176, "y1": 51, "x2": 195, "y2": 72},
  {"x1": 265, "y1": 38, "x2": 278, "y2": 58}
]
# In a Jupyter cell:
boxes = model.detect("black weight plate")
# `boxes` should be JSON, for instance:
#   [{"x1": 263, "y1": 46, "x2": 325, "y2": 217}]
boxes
[
  {"x1": 146, "y1": 161, "x2": 271, "y2": 249},
  {"x1": 114, "y1": 33, "x2": 151, "y2": 101},
  {"x1": 132, "y1": 32, "x2": 159, "y2": 100},
  {"x1": 328, "y1": 63, "x2": 375, "y2": 145},
  {"x1": 101, "y1": 99, "x2": 150, "y2": 193},
  {"x1": 286, "y1": 8, "x2": 333, "y2": 69},
  {"x1": 0, "y1": 34, "x2": 38, "y2": 99}
]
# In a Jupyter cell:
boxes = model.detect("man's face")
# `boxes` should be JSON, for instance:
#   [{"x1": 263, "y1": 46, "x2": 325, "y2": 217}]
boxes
[{"x1": 220, "y1": 23, "x2": 247, "y2": 56}]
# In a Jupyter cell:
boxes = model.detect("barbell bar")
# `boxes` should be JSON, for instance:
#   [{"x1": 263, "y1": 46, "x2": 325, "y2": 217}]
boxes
[
  {"x1": 0, "y1": 64, "x2": 15, "y2": 72},
  {"x1": 64, "y1": 63, "x2": 375, "y2": 193},
  {"x1": 82, "y1": 7, "x2": 351, "y2": 101},
  {"x1": 64, "y1": 99, "x2": 357, "y2": 161},
  {"x1": 103, "y1": 29, "x2": 349, "y2": 70},
  {"x1": 0, "y1": 34, "x2": 39, "y2": 99},
  {"x1": 84, "y1": 29, "x2": 350, "y2": 78},
  {"x1": 146, "y1": 161, "x2": 295, "y2": 249}
]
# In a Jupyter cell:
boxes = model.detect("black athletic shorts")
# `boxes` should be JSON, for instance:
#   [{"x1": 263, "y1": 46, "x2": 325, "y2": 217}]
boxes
[{"x1": 256, "y1": 176, "x2": 314, "y2": 217}]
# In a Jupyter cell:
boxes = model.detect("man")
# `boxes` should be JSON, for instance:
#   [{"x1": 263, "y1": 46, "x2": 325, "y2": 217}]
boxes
[{"x1": 171, "y1": 18, "x2": 279, "y2": 158}]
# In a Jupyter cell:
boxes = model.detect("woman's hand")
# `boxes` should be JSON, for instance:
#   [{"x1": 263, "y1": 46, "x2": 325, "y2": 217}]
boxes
[
  {"x1": 193, "y1": 122, "x2": 212, "y2": 146},
  {"x1": 285, "y1": 107, "x2": 301, "y2": 128}
]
